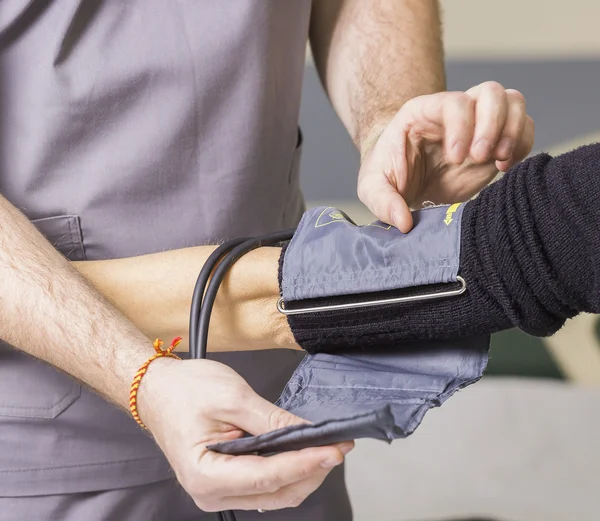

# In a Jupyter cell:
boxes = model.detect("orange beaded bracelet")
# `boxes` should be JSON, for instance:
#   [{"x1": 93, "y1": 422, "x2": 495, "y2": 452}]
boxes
[{"x1": 129, "y1": 336, "x2": 182, "y2": 429}]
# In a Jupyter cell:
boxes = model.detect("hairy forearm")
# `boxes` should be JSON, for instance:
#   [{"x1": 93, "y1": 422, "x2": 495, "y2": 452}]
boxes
[
  {"x1": 309, "y1": 0, "x2": 445, "y2": 157},
  {"x1": 0, "y1": 195, "x2": 153, "y2": 410},
  {"x1": 74, "y1": 245, "x2": 299, "y2": 353}
]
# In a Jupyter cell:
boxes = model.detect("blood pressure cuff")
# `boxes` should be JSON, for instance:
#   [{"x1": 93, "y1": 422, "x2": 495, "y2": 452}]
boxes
[{"x1": 209, "y1": 205, "x2": 490, "y2": 455}]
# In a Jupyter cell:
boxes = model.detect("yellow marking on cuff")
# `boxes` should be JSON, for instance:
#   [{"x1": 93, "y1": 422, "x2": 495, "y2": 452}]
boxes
[{"x1": 444, "y1": 203, "x2": 461, "y2": 225}]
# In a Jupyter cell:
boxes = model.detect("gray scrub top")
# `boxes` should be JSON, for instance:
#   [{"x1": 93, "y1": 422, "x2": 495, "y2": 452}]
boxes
[{"x1": 0, "y1": 0, "x2": 310, "y2": 496}]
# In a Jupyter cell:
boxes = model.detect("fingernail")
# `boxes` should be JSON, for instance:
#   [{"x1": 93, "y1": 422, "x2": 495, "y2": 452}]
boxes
[
  {"x1": 451, "y1": 141, "x2": 466, "y2": 162},
  {"x1": 473, "y1": 139, "x2": 491, "y2": 160},
  {"x1": 496, "y1": 137, "x2": 513, "y2": 159},
  {"x1": 321, "y1": 457, "x2": 343, "y2": 469}
]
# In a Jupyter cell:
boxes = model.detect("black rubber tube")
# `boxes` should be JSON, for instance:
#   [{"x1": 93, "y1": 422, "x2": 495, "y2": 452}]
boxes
[
  {"x1": 188, "y1": 229, "x2": 294, "y2": 520},
  {"x1": 197, "y1": 229, "x2": 295, "y2": 359},
  {"x1": 188, "y1": 238, "x2": 248, "y2": 359}
]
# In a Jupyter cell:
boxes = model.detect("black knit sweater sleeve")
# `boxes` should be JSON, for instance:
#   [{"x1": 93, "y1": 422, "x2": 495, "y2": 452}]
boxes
[{"x1": 283, "y1": 144, "x2": 600, "y2": 354}]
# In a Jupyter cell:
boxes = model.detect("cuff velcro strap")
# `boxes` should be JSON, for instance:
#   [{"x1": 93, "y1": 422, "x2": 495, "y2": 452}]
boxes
[{"x1": 279, "y1": 204, "x2": 466, "y2": 353}]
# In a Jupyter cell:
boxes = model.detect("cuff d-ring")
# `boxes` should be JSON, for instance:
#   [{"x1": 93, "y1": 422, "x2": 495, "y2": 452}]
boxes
[{"x1": 277, "y1": 276, "x2": 467, "y2": 316}]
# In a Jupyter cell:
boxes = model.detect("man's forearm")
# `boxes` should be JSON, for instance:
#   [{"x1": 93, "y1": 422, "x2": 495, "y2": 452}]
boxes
[
  {"x1": 309, "y1": 0, "x2": 445, "y2": 157},
  {"x1": 0, "y1": 195, "x2": 154, "y2": 410},
  {"x1": 74, "y1": 245, "x2": 298, "y2": 353}
]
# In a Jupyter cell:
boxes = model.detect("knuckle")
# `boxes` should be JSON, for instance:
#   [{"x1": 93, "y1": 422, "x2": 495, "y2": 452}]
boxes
[
  {"x1": 481, "y1": 80, "x2": 505, "y2": 94},
  {"x1": 188, "y1": 480, "x2": 220, "y2": 511},
  {"x1": 271, "y1": 491, "x2": 306, "y2": 511},
  {"x1": 181, "y1": 463, "x2": 221, "y2": 500},
  {"x1": 268, "y1": 407, "x2": 293, "y2": 431},
  {"x1": 506, "y1": 88, "x2": 526, "y2": 105},
  {"x1": 456, "y1": 92, "x2": 474, "y2": 109},
  {"x1": 254, "y1": 475, "x2": 281, "y2": 494},
  {"x1": 194, "y1": 497, "x2": 219, "y2": 513},
  {"x1": 451, "y1": 91, "x2": 469, "y2": 104},
  {"x1": 445, "y1": 92, "x2": 472, "y2": 115},
  {"x1": 296, "y1": 463, "x2": 313, "y2": 481},
  {"x1": 287, "y1": 494, "x2": 306, "y2": 509},
  {"x1": 188, "y1": 479, "x2": 216, "y2": 503}
]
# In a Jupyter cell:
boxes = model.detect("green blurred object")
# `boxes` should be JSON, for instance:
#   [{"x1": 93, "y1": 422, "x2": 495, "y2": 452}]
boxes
[{"x1": 484, "y1": 329, "x2": 564, "y2": 379}]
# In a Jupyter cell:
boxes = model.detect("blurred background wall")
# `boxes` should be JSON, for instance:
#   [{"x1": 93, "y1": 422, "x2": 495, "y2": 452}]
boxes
[
  {"x1": 443, "y1": 0, "x2": 600, "y2": 59},
  {"x1": 296, "y1": 2, "x2": 600, "y2": 519}
]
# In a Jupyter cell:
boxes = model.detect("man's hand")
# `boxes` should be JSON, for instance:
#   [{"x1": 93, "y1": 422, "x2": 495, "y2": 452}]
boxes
[
  {"x1": 139, "y1": 358, "x2": 354, "y2": 513},
  {"x1": 357, "y1": 81, "x2": 535, "y2": 232}
]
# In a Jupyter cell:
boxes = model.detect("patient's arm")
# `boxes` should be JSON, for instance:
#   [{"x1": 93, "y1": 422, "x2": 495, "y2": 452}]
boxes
[
  {"x1": 73, "y1": 245, "x2": 297, "y2": 353},
  {"x1": 287, "y1": 143, "x2": 600, "y2": 353},
  {"x1": 74, "y1": 144, "x2": 600, "y2": 355}
]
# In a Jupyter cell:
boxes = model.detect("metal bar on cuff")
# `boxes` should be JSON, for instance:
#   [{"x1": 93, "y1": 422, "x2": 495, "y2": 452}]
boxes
[{"x1": 276, "y1": 276, "x2": 467, "y2": 316}]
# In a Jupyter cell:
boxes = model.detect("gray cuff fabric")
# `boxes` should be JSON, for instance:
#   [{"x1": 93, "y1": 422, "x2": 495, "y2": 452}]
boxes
[
  {"x1": 281, "y1": 204, "x2": 464, "y2": 302},
  {"x1": 279, "y1": 204, "x2": 469, "y2": 354},
  {"x1": 209, "y1": 335, "x2": 488, "y2": 455}
]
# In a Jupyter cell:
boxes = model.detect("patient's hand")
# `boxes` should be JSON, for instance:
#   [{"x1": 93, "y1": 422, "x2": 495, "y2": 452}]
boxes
[{"x1": 357, "y1": 81, "x2": 535, "y2": 233}]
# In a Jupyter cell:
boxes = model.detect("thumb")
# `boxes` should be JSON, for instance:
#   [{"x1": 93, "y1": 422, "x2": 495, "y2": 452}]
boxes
[
  {"x1": 359, "y1": 181, "x2": 413, "y2": 233},
  {"x1": 229, "y1": 395, "x2": 355, "y2": 456},
  {"x1": 229, "y1": 391, "x2": 310, "y2": 436}
]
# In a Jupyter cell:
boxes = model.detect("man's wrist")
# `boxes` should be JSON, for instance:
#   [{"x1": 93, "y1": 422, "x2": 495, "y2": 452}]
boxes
[
  {"x1": 135, "y1": 355, "x2": 180, "y2": 432},
  {"x1": 106, "y1": 339, "x2": 158, "y2": 411},
  {"x1": 359, "y1": 115, "x2": 395, "y2": 161}
]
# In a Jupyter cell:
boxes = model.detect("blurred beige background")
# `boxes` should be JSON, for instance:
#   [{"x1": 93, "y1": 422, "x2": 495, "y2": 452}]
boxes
[{"x1": 443, "y1": 0, "x2": 600, "y2": 59}]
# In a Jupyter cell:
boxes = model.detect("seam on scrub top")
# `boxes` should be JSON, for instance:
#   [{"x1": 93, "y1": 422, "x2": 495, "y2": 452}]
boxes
[
  {"x1": 172, "y1": 0, "x2": 203, "y2": 229},
  {"x1": 281, "y1": 133, "x2": 303, "y2": 226},
  {"x1": 0, "y1": 381, "x2": 80, "y2": 411},
  {"x1": 66, "y1": 217, "x2": 78, "y2": 260},
  {"x1": 282, "y1": 257, "x2": 458, "y2": 289},
  {"x1": 0, "y1": 456, "x2": 167, "y2": 474},
  {"x1": 68, "y1": 215, "x2": 87, "y2": 261}
]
